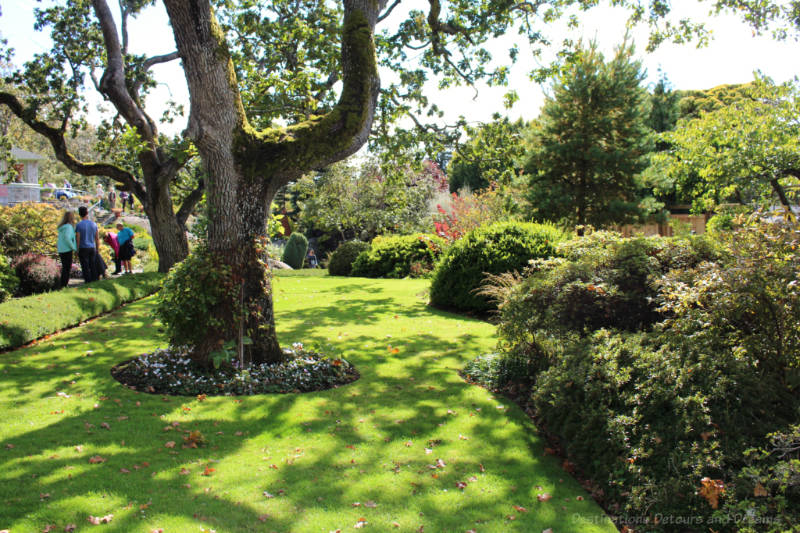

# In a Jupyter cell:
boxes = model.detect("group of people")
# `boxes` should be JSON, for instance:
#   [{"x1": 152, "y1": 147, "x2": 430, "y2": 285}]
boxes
[
  {"x1": 56, "y1": 206, "x2": 136, "y2": 288},
  {"x1": 99, "y1": 185, "x2": 134, "y2": 212}
]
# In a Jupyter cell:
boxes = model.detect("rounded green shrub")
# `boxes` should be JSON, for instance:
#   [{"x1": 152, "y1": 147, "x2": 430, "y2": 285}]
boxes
[
  {"x1": 0, "y1": 254, "x2": 19, "y2": 302},
  {"x1": 496, "y1": 231, "x2": 718, "y2": 336},
  {"x1": 429, "y1": 221, "x2": 566, "y2": 313},
  {"x1": 327, "y1": 240, "x2": 370, "y2": 276},
  {"x1": 281, "y1": 232, "x2": 308, "y2": 269},
  {"x1": 350, "y1": 233, "x2": 445, "y2": 278}
]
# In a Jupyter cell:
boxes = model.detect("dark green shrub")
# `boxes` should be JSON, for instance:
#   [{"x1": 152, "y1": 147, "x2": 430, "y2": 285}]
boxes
[
  {"x1": 327, "y1": 240, "x2": 370, "y2": 276},
  {"x1": 350, "y1": 233, "x2": 445, "y2": 278},
  {"x1": 11, "y1": 253, "x2": 60, "y2": 296},
  {"x1": 496, "y1": 231, "x2": 718, "y2": 338},
  {"x1": 153, "y1": 245, "x2": 240, "y2": 363},
  {"x1": 469, "y1": 222, "x2": 800, "y2": 530},
  {"x1": 281, "y1": 232, "x2": 308, "y2": 269},
  {"x1": 429, "y1": 221, "x2": 566, "y2": 313}
]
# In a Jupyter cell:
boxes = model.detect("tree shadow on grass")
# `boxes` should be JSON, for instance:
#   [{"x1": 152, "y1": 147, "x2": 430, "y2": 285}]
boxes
[{"x1": 0, "y1": 281, "x2": 615, "y2": 532}]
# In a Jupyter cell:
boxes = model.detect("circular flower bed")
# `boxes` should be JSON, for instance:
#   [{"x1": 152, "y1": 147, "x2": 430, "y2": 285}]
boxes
[{"x1": 111, "y1": 345, "x2": 359, "y2": 395}]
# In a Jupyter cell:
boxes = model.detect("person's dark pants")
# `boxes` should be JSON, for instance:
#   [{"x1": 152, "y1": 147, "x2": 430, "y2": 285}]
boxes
[
  {"x1": 59, "y1": 251, "x2": 73, "y2": 288},
  {"x1": 78, "y1": 247, "x2": 98, "y2": 283},
  {"x1": 111, "y1": 253, "x2": 121, "y2": 275}
]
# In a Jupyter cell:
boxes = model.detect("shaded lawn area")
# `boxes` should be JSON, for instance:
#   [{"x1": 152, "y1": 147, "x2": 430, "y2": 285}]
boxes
[{"x1": 0, "y1": 276, "x2": 616, "y2": 532}]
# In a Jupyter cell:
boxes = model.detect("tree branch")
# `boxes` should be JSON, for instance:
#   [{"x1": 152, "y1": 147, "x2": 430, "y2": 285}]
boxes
[
  {"x1": 92, "y1": 0, "x2": 157, "y2": 143},
  {"x1": 175, "y1": 178, "x2": 205, "y2": 227},
  {"x1": 377, "y1": 0, "x2": 401, "y2": 23},
  {"x1": 0, "y1": 90, "x2": 142, "y2": 195},
  {"x1": 142, "y1": 51, "x2": 181, "y2": 71}
]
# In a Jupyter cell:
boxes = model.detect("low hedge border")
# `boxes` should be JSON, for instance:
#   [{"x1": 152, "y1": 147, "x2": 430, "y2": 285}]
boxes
[{"x1": 0, "y1": 272, "x2": 164, "y2": 350}]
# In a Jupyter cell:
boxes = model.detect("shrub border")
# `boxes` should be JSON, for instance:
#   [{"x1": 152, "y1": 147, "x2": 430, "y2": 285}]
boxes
[{"x1": 0, "y1": 272, "x2": 164, "y2": 351}]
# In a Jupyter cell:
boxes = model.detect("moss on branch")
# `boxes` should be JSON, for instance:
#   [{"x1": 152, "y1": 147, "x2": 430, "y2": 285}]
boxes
[{"x1": 233, "y1": 9, "x2": 377, "y2": 181}]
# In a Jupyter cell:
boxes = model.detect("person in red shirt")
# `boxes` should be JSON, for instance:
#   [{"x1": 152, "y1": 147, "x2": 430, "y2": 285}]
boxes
[{"x1": 103, "y1": 231, "x2": 122, "y2": 275}]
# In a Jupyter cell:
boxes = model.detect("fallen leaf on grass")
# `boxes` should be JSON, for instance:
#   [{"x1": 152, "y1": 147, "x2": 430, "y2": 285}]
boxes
[
  {"x1": 364, "y1": 501, "x2": 377, "y2": 508},
  {"x1": 164, "y1": 441, "x2": 176, "y2": 448},
  {"x1": 40, "y1": 493, "x2": 50, "y2": 500},
  {"x1": 354, "y1": 518, "x2": 367, "y2": 528},
  {"x1": 180, "y1": 468, "x2": 191, "y2": 475},
  {"x1": 119, "y1": 468, "x2": 131, "y2": 474},
  {"x1": 537, "y1": 493, "x2": 552, "y2": 502},
  {"x1": 100, "y1": 422, "x2": 111, "y2": 430},
  {"x1": 512, "y1": 505, "x2": 528, "y2": 512},
  {"x1": 150, "y1": 529, "x2": 164, "y2": 533},
  {"x1": 87, "y1": 514, "x2": 113, "y2": 525},
  {"x1": 201, "y1": 467, "x2": 215, "y2": 476},
  {"x1": 65, "y1": 525, "x2": 77, "y2": 532},
  {"x1": 263, "y1": 491, "x2": 275, "y2": 498},
  {"x1": 455, "y1": 481, "x2": 467, "y2": 489},
  {"x1": 543, "y1": 529, "x2": 554, "y2": 533},
  {"x1": 88, "y1": 455, "x2": 106, "y2": 464},
  {"x1": 42, "y1": 525, "x2": 56, "y2": 532}
]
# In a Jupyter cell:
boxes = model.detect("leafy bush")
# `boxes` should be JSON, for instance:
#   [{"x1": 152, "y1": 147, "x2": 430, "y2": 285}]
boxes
[
  {"x1": 0, "y1": 272, "x2": 163, "y2": 350},
  {"x1": 281, "y1": 232, "x2": 308, "y2": 269},
  {"x1": 153, "y1": 244, "x2": 240, "y2": 364},
  {"x1": 350, "y1": 233, "x2": 445, "y2": 278},
  {"x1": 11, "y1": 253, "x2": 60, "y2": 296},
  {"x1": 429, "y1": 221, "x2": 566, "y2": 313},
  {"x1": 0, "y1": 255, "x2": 18, "y2": 302},
  {"x1": 0, "y1": 203, "x2": 62, "y2": 257},
  {"x1": 469, "y1": 222, "x2": 800, "y2": 530},
  {"x1": 495, "y1": 231, "x2": 718, "y2": 338},
  {"x1": 328, "y1": 240, "x2": 370, "y2": 276}
]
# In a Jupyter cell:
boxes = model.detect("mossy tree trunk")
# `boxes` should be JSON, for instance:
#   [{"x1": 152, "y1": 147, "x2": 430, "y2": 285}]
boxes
[{"x1": 163, "y1": 0, "x2": 384, "y2": 365}]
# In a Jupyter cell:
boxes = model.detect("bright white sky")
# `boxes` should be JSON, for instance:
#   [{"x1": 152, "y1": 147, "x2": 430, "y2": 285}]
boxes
[{"x1": 0, "y1": 0, "x2": 797, "y2": 138}]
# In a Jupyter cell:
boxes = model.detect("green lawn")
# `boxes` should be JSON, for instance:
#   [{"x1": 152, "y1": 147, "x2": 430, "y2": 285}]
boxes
[{"x1": 0, "y1": 276, "x2": 616, "y2": 532}]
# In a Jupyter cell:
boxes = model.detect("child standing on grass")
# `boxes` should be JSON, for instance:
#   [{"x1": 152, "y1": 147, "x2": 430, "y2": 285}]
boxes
[
  {"x1": 116, "y1": 222, "x2": 135, "y2": 274},
  {"x1": 56, "y1": 210, "x2": 77, "y2": 288}
]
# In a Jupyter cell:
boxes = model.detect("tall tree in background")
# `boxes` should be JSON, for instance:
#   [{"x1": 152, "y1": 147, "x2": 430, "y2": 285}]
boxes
[
  {"x1": 0, "y1": 2, "x2": 204, "y2": 272},
  {"x1": 524, "y1": 42, "x2": 653, "y2": 231}
]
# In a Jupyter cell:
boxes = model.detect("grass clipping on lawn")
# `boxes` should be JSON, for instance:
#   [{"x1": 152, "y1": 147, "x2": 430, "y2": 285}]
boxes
[{"x1": 0, "y1": 272, "x2": 163, "y2": 350}]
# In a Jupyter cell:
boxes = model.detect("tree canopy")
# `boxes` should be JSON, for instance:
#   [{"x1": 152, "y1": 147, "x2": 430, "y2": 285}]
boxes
[{"x1": 652, "y1": 76, "x2": 800, "y2": 213}]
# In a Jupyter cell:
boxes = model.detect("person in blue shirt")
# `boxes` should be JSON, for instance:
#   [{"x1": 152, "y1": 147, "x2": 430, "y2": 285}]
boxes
[
  {"x1": 116, "y1": 222, "x2": 135, "y2": 274},
  {"x1": 75, "y1": 206, "x2": 99, "y2": 283},
  {"x1": 56, "y1": 210, "x2": 77, "y2": 288}
]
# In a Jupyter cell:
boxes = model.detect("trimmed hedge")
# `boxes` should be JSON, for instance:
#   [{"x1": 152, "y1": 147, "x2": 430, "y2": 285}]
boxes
[
  {"x1": 328, "y1": 240, "x2": 370, "y2": 276},
  {"x1": 0, "y1": 272, "x2": 163, "y2": 350},
  {"x1": 281, "y1": 232, "x2": 308, "y2": 269},
  {"x1": 429, "y1": 221, "x2": 567, "y2": 313},
  {"x1": 351, "y1": 233, "x2": 445, "y2": 278}
]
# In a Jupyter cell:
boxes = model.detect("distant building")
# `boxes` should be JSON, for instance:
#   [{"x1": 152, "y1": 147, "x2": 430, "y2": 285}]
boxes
[{"x1": 0, "y1": 147, "x2": 47, "y2": 206}]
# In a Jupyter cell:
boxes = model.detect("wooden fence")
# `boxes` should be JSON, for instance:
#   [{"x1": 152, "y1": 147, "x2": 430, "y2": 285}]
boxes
[{"x1": 617, "y1": 214, "x2": 709, "y2": 237}]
